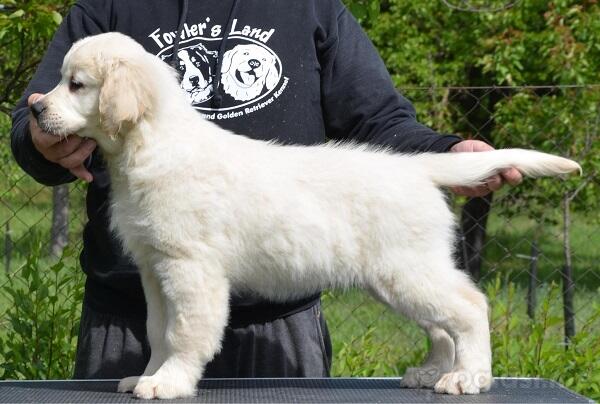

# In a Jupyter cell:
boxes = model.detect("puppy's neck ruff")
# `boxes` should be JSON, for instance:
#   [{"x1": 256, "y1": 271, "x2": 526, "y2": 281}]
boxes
[{"x1": 98, "y1": 52, "x2": 210, "y2": 162}]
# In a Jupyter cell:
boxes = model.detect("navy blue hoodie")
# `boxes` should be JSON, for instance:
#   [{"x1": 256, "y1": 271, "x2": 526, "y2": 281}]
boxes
[{"x1": 11, "y1": 0, "x2": 462, "y2": 320}]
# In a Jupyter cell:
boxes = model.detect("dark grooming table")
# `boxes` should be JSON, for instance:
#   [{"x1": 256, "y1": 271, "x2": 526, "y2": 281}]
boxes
[{"x1": 0, "y1": 378, "x2": 592, "y2": 403}]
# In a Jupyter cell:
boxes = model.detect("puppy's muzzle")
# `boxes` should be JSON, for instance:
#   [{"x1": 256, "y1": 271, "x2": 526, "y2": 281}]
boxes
[{"x1": 30, "y1": 101, "x2": 46, "y2": 119}]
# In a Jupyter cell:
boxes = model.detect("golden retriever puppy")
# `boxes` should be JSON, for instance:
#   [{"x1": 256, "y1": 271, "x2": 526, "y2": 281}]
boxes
[{"x1": 32, "y1": 33, "x2": 580, "y2": 399}]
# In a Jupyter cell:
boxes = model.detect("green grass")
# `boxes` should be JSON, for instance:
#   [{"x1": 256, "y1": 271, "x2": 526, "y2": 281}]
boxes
[
  {"x1": 323, "y1": 288, "x2": 426, "y2": 377},
  {"x1": 1, "y1": 175, "x2": 86, "y2": 276},
  {"x1": 482, "y1": 210, "x2": 600, "y2": 290}
]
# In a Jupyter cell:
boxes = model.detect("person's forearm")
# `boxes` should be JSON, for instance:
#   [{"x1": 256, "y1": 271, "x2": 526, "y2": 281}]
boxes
[{"x1": 354, "y1": 97, "x2": 463, "y2": 154}]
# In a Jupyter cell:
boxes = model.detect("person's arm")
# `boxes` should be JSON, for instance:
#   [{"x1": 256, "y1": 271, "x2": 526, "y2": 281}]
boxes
[
  {"x1": 11, "y1": 1, "x2": 109, "y2": 186},
  {"x1": 317, "y1": 2, "x2": 522, "y2": 195},
  {"x1": 317, "y1": 3, "x2": 462, "y2": 154}
]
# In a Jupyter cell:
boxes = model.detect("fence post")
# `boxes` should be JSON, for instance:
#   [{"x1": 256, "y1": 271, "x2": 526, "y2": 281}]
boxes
[
  {"x1": 458, "y1": 193, "x2": 493, "y2": 281},
  {"x1": 562, "y1": 194, "x2": 575, "y2": 345},
  {"x1": 526, "y1": 240, "x2": 538, "y2": 319},
  {"x1": 50, "y1": 184, "x2": 69, "y2": 257},
  {"x1": 4, "y1": 220, "x2": 11, "y2": 272}
]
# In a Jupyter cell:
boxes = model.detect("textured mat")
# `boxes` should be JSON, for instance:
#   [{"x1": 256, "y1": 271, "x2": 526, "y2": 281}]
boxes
[{"x1": 0, "y1": 378, "x2": 592, "y2": 403}]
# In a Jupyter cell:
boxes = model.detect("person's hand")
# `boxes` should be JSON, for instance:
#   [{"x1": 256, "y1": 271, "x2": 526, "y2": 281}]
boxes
[
  {"x1": 449, "y1": 140, "x2": 522, "y2": 197},
  {"x1": 28, "y1": 93, "x2": 96, "y2": 182}
]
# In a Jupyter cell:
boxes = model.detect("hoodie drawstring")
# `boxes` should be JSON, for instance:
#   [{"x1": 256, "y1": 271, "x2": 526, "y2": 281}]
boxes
[
  {"x1": 169, "y1": 0, "x2": 240, "y2": 109},
  {"x1": 211, "y1": 0, "x2": 240, "y2": 108},
  {"x1": 169, "y1": 0, "x2": 189, "y2": 73}
]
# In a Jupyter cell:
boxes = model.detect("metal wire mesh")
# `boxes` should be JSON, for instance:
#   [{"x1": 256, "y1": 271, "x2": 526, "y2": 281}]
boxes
[
  {"x1": 0, "y1": 85, "x2": 598, "y2": 382},
  {"x1": 440, "y1": 0, "x2": 522, "y2": 13}
]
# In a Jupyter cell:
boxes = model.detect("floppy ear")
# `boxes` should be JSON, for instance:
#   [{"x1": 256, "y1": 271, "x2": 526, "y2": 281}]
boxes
[
  {"x1": 220, "y1": 49, "x2": 236, "y2": 74},
  {"x1": 99, "y1": 60, "x2": 154, "y2": 137},
  {"x1": 264, "y1": 63, "x2": 279, "y2": 90}
]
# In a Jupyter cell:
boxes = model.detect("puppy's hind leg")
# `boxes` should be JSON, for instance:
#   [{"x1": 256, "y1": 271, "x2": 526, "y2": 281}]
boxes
[
  {"x1": 400, "y1": 323, "x2": 455, "y2": 388},
  {"x1": 133, "y1": 257, "x2": 229, "y2": 400},
  {"x1": 368, "y1": 252, "x2": 491, "y2": 394},
  {"x1": 432, "y1": 276, "x2": 492, "y2": 395},
  {"x1": 118, "y1": 268, "x2": 167, "y2": 393}
]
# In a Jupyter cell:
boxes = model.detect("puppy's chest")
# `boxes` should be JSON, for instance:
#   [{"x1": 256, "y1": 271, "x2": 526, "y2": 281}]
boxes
[{"x1": 108, "y1": 184, "x2": 173, "y2": 254}]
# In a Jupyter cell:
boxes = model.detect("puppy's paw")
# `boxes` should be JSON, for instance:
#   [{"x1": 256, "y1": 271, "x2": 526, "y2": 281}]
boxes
[
  {"x1": 117, "y1": 376, "x2": 140, "y2": 393},
  {"x1": 401, "y1": 366, "x2": 444, "y2": 388},
  {"x1": 434, "y1": 370, "x2": 492, "y2": 395},
  {"x1": 133, "y1": 375, "x2": 196, "y2": 399}
]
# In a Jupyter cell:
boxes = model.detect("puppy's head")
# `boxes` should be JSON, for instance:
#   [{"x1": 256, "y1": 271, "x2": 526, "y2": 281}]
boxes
[{"x1": 33, "y1": 33, "x2": 158, "y2": 154}]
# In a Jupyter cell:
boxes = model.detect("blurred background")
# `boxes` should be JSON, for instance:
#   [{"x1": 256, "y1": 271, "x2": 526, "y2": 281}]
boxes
[{"x1": 0, "y1": 0, "x2": 598, "y2": 399}]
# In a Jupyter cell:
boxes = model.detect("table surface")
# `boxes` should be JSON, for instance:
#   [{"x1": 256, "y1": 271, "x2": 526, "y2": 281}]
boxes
[{"x1": 0, "y1": 377, "x2": 592, "y2": 403}]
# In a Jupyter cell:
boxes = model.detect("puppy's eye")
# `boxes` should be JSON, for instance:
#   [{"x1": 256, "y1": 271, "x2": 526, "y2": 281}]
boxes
[{"x1": 69, "y1": 79, "x2": 84, "y2": 92}]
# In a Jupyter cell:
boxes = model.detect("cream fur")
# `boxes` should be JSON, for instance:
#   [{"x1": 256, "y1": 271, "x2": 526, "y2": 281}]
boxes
[{"x1": 36, "y1": 33, "x2": 581, "y2": 399}]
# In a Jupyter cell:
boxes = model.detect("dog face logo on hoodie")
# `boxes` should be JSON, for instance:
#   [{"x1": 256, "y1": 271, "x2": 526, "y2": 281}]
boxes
[
  {"x1": 162, "y1": 39, "x2": 283, "y2": 112},
  {"x1": 174, "y1": 44, "x2": 218, "y2": 104},
  {"x1": 219, "y1": 44, "x2": 279, "y2": 102},
  {"x1": 153, "y1": 20, "x2": 286, "y2": 119}
]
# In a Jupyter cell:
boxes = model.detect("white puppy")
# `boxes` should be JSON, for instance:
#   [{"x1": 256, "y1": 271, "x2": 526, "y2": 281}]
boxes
[{"x1": 33, "y1": 33, "x2": 580, "y2": 399}]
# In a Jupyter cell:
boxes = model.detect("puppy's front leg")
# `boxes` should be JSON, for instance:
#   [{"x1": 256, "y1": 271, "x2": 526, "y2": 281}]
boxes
[
  {"x1": 118, "y1": 268, "x2": 167, "y2": 393},
  {"x1": 133, "y1": 257, "x2": 229, "y2": 400}
]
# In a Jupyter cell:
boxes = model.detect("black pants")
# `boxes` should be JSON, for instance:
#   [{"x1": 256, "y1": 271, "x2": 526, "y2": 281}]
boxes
[{"x1": 73, "y1": 301, "x2": 332, "y2": 379}]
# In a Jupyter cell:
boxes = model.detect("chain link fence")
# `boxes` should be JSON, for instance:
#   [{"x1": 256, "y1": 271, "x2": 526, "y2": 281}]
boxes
[{"x1": 1, "y1": 85, "x2": 599, "y2": 391}]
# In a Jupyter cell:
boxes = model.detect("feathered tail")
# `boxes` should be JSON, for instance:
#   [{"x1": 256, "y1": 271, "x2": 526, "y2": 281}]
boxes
[{"x1": 416, "y1": 149, "x2": 581, "y2": 187}]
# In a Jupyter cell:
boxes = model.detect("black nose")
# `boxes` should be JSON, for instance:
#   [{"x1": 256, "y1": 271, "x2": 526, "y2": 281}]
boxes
[
  {"x1": 248, "y1": 59, "x2": 261, "y2": 68},
  {"x1": 30, "y1": 102, "x2": 46, "y2": 119}
]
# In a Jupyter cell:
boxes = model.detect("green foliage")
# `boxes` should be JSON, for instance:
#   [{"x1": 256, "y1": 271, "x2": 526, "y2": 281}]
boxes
[
  {"x1": 0, "y1": 114, "x2": 20, "y2": 181},
  {"x1": 0, "y1": 241, "x2": 84, "y2": 379},
  {"x1": 343, "y1": 0, "x2": 380, "y2": 26},
  {"x1": 364, "y1": 0, "x2": 600, "y2": 86},
  {"x1": 0, "y1": 0, "x2": 72, "y2": 113},
  {"x1": 486, "y1": 276, "x2": 600, "y2": 399},
  {"x1": 335, "y1": 326, "x2": 419, "y2": 377},
  {"x1": 493, "y1": 87, "x2": 600, "y2": 216},
  {"x1": 0, "y1": 0, "x2": 73, "y2": 181}
]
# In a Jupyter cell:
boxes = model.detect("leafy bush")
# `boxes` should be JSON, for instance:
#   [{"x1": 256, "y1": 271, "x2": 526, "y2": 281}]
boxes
[
  {"x1": 0, "y1": 242, "x2": 84, "y2": 379},
  {"x1": 486, "y1": 277, "x2": 600, "y2": 399}
]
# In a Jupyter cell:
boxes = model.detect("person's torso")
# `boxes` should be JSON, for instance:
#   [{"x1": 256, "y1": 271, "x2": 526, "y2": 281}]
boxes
[{"x1": 80, "y1": 0, "x2": 340, "y2": 313}]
